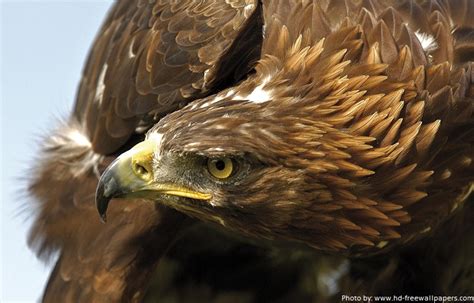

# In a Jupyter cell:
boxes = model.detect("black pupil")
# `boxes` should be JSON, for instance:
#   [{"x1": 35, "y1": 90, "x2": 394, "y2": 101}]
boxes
[{"x1": 215, "y1": 160, "x2": 226, "y2": 171}]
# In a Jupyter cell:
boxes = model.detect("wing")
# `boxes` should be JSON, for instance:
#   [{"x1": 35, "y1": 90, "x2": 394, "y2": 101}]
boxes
[
  {"x1": 28, "y1": 0, "x2": 262, "y2": 301},
  {"x1": 75, "y1": 0, "x2": 262, "y2": 154},
  {"x1": 29, "y1": 149, "x2": 190, "y2": 302}
]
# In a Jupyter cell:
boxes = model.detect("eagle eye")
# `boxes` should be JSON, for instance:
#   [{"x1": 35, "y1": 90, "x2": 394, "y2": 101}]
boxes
[{"x1": 207, "y1": 157, "x2": 234, "y2": 179}]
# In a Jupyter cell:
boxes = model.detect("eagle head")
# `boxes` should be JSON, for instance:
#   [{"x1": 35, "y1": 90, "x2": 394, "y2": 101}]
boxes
[
  {"x1": 95, "y1": 32, "x2": 469, "y2": 255},
  {"x1": 95, "y1": 73, "x2": 394, "y2": 255}
]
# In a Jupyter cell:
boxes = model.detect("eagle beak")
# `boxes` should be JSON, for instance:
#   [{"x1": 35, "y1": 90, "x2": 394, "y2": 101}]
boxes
[{"x1": 95, "y1": 138, "x2": 212, "y2": 222}]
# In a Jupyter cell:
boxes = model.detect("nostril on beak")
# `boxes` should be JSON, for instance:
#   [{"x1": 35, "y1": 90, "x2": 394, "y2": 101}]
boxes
[
  {"x1": 132, "y1": 160, "x2": 153, "y2": 182},
  {"x1": 134, "y1": 163, "x2": 148, "y2": 175}
]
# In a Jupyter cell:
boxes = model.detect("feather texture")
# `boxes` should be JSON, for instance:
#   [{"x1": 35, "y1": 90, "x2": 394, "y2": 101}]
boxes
[{"x1": 28, "y1": 0, "x2": 473, "y2": 301}]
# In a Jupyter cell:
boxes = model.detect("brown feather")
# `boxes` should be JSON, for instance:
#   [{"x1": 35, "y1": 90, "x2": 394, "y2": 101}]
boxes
[
  {"x1": 29, "y1": 0, "x2": 474, "y2": 301},
  {"x1": 73, "y1": 0, "x2": 261, "y2": 154}
]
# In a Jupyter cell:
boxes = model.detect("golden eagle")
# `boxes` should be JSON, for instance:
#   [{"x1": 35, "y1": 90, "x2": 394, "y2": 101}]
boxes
[{"x1": 29, "y1": 0, "x2": 473, "y2": 302}]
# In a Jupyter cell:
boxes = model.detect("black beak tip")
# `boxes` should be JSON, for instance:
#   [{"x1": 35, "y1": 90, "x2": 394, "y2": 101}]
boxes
[{"x1": 95, "y1": 180, "x2": 110, "y2": 223}]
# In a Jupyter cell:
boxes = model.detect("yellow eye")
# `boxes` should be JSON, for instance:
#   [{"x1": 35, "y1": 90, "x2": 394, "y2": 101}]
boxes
[{"x1": 207, "y1": 158, "x2": 234, "y2": 179}]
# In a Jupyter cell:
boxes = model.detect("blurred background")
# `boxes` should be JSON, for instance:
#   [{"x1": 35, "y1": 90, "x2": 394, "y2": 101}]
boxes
[{"x1": 1, "y1": 1, "x2": 113, "y2": 301}]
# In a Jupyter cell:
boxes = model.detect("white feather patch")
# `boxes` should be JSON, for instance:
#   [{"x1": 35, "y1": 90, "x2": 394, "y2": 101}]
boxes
[
  {"x1": 68, "y1": 129, "x2": 92, "y2": 147},
  {"x1": 243, "y1": 3, "x2": 255, "y2": 18},
  {"x1": 44, "y1": 119, "x2": 102, "y2": 178},
  {"x1": 415, "y1": 30, "x2": 438, "y2": 53},
  {"x1": 94, "y1": 63, "x2": 108, "y2": 105},
  {"x1": 128, "y1": 37, "x2": 136, "y2": 59},
  {"x1": 319, "y1": 260, "x2": 350, "y2": 295},
  {"x1": 147, "y1": 132, "x2": 164, "y2": 143},
  {"x1": 233, "y1": 76, "x2": 273, "y2": 103}
]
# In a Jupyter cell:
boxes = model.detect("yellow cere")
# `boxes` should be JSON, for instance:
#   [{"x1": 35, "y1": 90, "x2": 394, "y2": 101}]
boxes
[{"x1": 130, "y1": 140, "x2": 156, "y2": 182}]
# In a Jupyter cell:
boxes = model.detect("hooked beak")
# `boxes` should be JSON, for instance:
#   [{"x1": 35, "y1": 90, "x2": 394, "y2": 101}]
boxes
[{"x1": 95, "y1": 138, "x2": 212, "y2": 222}]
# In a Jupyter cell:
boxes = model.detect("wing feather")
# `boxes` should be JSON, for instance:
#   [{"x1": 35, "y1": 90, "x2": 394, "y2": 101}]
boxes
[
  {"x1": 29, "y1": 0, "x2": 261, "y2": 301},
  {"x1": 74, "y1": 0, "x2": 260, "y2": 154}
]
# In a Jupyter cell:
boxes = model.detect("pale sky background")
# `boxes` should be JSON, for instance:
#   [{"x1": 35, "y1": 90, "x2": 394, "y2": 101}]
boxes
[{"x1": 1, "y1": 1, "x2": 113, "y2": 301}]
